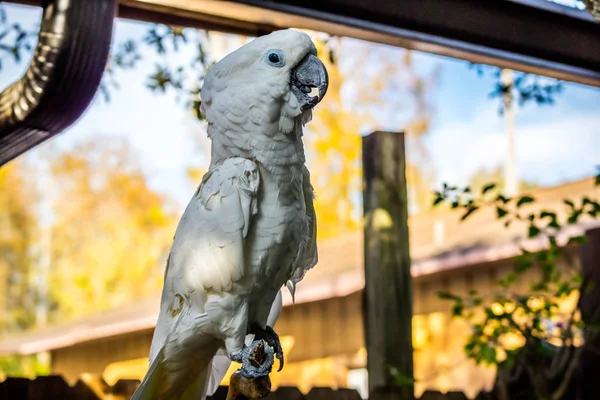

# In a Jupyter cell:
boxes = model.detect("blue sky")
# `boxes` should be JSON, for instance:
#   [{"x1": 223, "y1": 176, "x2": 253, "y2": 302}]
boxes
[{"x1": 2, "y1": 3, "x2": 599, "y2": 211}]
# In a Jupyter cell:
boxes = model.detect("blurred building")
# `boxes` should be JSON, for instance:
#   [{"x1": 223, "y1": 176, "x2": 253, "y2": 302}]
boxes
[{"x1": 0, "y1": 177, "x2": 598, "y2": 398}]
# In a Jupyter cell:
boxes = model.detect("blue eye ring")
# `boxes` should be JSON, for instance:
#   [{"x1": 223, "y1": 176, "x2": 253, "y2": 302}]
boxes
[{"x1": 265, "y1": 49, "x2": 285, "y2": 67}]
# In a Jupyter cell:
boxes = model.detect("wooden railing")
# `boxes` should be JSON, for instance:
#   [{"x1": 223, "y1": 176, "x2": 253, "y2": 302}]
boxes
[{"x1": 0, "y1": 375, "x2": 496, "y2": 399}]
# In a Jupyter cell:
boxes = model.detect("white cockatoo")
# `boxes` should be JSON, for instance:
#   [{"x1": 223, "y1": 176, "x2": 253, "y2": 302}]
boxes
[{"x1": 131, "y1": 29, "x2": 328, "y2": 400}]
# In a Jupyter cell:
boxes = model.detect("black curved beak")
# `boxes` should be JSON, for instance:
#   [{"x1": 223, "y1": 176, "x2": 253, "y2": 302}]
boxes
[{"x1": 290, "y1": 53, "x2": 329, "y2": 111}]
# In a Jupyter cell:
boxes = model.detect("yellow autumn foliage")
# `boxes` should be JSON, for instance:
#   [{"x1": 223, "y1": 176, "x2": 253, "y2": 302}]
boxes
[
  {"x1": 47, "y1": 138, "x2": 177, "y2": 321},
  {"x1": 307, "y1": 37, "x2": 439, "y2": 238},
  {"x1": 0, "y1": 160, "x2": 39, "y2": 333},
  {"x1": 307, "y1": 37, "x2": 364, "y2": 239}
]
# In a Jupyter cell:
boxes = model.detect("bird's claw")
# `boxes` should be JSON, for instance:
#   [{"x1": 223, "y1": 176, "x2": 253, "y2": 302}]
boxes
[
  {"x1": 250, "y1": 323, "x2": 284, "y2": 372},
  {"x1": 264, "y1": 325, "x2": 284, "y2": 371}
]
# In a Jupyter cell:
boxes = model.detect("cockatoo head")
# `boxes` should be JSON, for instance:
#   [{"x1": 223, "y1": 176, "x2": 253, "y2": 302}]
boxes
[{"x1": 200, "y1": 29, "x2": 328, "y2": 165}]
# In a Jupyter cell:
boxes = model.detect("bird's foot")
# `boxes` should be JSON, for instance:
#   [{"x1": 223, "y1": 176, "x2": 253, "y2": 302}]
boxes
[
  {"x1": 239, "y1": 339, "x2": 274, "y2": 379},
  {"x1": 230, "y1": 351, "x2": 243, "y2": 364},
  {"x1": 249, "y1": 323, "x2": 284, "y2": 371}
]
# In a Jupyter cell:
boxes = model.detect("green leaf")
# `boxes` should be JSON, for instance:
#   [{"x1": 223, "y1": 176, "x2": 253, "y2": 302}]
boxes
[
  {"x1": 469, "y1": 289, "x2": 479, "y2": 296},
  {"x1": 564, "y1": 199, "x2": 575, "y2": 208},
  {"x1": 437, "y1": 291, "x2": 461, "y2": 301},
  {"x1": 482, "y1": 183, "x2": 496, "y2": 195},
  {"x1": 568, "y1": 235, "x2": 588, "y2": 245},
  {"x1": 582, "y1": 197, "x2": 600, "y2": 218},
  {"x1": 387, "y1": 365, "x2": 415, "y2": 388},
  {"x1": 516, "y1": 259, "x2": 533, "y2": 273},
  {"x1": 433, "y1": 196, "x2": 444, "y2": 207},
  {"x1": 557, "y1": 281, "x2": 572, "y2": 297},
  {"x1": 452, "y1": 302, "x2": 464, "y2": 317},
  {"x1": 496, "y1": 207, "x2": 509, "y2": 219},
  {"x1": 595, "y1": 173, "x2": 600, "y2": 186},
  {"x1": 585, "y1": 281, "x2": 596, "y2": 294},
  {"x1": 528, "y1": 224, "x2": 541, "y2": 238},
  {"x1": 505, "y1": 272, "x2": 516, "y2": 284},
  {"x1": 567, "y1": 210, "x2": 581, "y2": 224},
  {"x1": 527, "y1": 213, "x2": 535, "y2": 222},
  {"x1": 480, "y1": 344, "x2": 498, "y2": 365},
  {"x1": 531, "y1": 281, "x2": 548, "y2": 292},
  {"x1": 548, "y1": 219, "x2": 560, "y2": 229},
  {"x1": 464, "y1": 341, "x2": 476, "y2": 352},
  {"x1": 496, "y1": 194, "x2": 510, "y2": 204},
  {"x1": 461, "y1": 205, "x2": 479, "y2": 221},
  {"x1": 516, "y1": 195, "x2": 535, "y2": 207},
  {"x1": 540, "y1": 210, "x2": 557, "y2": 221}
]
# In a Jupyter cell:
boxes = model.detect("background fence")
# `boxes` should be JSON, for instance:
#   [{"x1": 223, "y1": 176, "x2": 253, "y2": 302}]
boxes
[{"x1": 0, "y1": 375, "x2": 498, "y2": 400}]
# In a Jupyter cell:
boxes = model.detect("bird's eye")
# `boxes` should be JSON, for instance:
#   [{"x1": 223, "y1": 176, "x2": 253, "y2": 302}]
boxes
[
  {"x1": 265, "y1": 49, "x2": 285, "y2": 67},
  {"x1": 269, "y1": 53, "x2": 280, "y2": 63}
]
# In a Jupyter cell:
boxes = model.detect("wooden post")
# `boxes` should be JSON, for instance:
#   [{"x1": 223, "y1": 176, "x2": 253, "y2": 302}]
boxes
[
  {"x1": 362, "y1": 131, "x2": 414, "y2": 400},
  {"x1": 577, "y1": 227, "x2": 600, "y2": 399}
]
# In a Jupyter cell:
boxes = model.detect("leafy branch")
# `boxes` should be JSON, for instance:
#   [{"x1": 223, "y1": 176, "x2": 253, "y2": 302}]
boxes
[
  {"x1": 99, "y1": 25, "x2": 215, "y2": 121},
  {"x1": 0, "y1": 5, "x2": 37, "y2": 73},
  {"x1": 468, "y1": 64, "x2": 564, "y2": 115},
  {"x1": 433, "y1": 169, "x2": 600, "y2": 400}
]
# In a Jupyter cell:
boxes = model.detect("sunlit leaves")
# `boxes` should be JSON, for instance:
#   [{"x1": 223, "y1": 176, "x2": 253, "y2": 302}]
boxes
[
  {"x1": 434, "y1": 177, "x2": 599, "y2": 398},
  {"x1": 0, "y1": 161, "x2": 39, "y2": 333},
  {"x1": 307, "y1": 37, "x2": 362, "y2": 238},
  {"x1": 47, "y1": 138, "x2": 176, "y2": 320}
]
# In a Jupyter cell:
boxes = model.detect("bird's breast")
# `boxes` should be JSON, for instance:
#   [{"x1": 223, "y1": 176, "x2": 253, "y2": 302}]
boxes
[{"x1": 244, "y1": 164, "x2": 309, "y2": 292}]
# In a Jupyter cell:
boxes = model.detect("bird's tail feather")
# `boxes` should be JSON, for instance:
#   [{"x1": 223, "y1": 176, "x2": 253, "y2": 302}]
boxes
[
  {"x1": 131, "y1": 344, "x2": 219, "y2": 400},
  {"x1": 206, "y1": 350, "x2": 231, "y2": 396},
  {"x1": 181, "y1": 361, "x2": 212, "y2": 400},
  {"x1": 130, "y1": 312, "x2": 219, "y2": 400},
  {"x1": 130, "y1": 348, "x2": 166, "y2": 400}
]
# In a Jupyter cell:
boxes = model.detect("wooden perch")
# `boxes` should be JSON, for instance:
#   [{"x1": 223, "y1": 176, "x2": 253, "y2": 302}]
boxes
[{"x1": 226, "y1": 340, "x2": 273, "y2": 400}]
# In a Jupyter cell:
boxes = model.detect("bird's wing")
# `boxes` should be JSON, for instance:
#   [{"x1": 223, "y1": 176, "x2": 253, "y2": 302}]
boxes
[
  {"x1": 169, "y1": 156, "x2": 260, "y2": 295},
  {"x1": 134, "y1": 157, "x2": 260, "y2": 400},
  {"x1": 286, "y1": 165, "x2": 318, "y2": 301}
]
